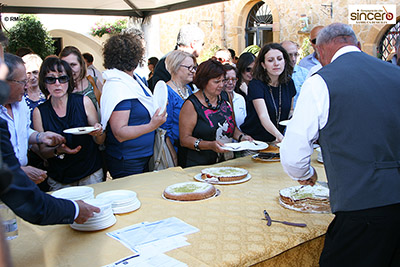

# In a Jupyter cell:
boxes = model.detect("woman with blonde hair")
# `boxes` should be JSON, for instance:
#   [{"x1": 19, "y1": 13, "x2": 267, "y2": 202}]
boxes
[{"x1": 163, "y1": 50, "x2": 196, "y2": 165}]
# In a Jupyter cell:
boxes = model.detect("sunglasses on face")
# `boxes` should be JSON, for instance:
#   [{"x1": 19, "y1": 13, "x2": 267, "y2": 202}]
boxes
[
  {"x1": 245, "y1": 67, "x2": 252, "y2": 73},
  {"x1": 310, "y1": 38, "x2": 317, "y2": 45},
  {"x1": 44, "y1": 75, "x2": 70, "y2": 84}
]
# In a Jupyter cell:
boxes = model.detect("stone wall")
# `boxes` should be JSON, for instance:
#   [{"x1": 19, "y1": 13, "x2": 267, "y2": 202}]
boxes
[{"x1": 155, "y1": 0, "x2": 399, "y2": 59}]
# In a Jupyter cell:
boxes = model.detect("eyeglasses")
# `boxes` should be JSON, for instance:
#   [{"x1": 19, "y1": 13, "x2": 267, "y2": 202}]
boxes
[
  {"x1": 224, "y1": 77, "x2": 238, "y2": 83},
  {"x1": 180, "y1": 65, "x2": 197, "y2": 72},
  {"x1": 310, "y1": 38, "x2": 317, "y2": 45},
  {"x1": 44, "y1": 75, "x2": 70, "y2": 84},
  {"x1": 245, "y1": 67, "x2": 252, "y2": 73},
  {"x1": 7, "y1": 79, "x2": 28, "y2": 86}
]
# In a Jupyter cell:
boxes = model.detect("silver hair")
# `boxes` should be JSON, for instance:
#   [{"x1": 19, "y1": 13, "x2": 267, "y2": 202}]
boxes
[
  {"x1": 122, "y1": 27, "x2": 144, "y2": 40},
  {"x1": 5, "y1": 53, "x2": 24, "y2": 80},
  {"x1": 176, "y1": 24, "x2": 205, "y2": 47},
  {"x1": 316, "y1": 23, "x2": 358, "y2": 46}
]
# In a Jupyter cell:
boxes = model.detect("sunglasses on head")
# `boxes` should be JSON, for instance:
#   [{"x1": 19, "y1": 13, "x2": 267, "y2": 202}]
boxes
[
  {"x1": 310, "y1": 38, "x2": 317, "y2": 45},
  {"x1": 245, "y1": 67, "x2": 252, "y2": 73},
  {"x1": 44, "y1": 75, "x2": 70, "y2": 84}
]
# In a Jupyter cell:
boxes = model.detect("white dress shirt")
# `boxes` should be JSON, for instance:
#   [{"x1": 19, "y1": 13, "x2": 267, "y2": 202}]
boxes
[
  {"x1": 0, "y1": 97, "x2": 35, "y2": 166},
  {"x1": 280, "y1": 46, "x2": 361, "y2": 181},
  {"x1": 232, "y1": 91, "x2": 246, "y2": 130}
]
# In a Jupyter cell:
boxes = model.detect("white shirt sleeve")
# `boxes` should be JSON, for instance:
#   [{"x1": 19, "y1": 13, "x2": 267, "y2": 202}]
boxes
[
  {"x1": 280, "y1": 73, "x2": 329, "y2": 180},
  {"x1": 72, "y1": 200, "x2": 80, "y2": 220}
]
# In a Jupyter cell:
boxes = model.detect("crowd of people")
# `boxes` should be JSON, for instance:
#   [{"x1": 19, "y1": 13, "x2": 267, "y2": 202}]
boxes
[{"x1": 1, "y1": 21, "x2": 400, "y2": 266}]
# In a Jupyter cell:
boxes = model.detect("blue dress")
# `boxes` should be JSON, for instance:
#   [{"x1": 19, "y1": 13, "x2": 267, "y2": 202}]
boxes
[
  {"x1": 241, "y1": 79, "x2": 296, "y2": 142},
  {"x1": 105, "y1": 99, "x2": 155, "y2": 178},
  {"x1": 161, "y1": 84, "x2": 193, "y2": 152}
]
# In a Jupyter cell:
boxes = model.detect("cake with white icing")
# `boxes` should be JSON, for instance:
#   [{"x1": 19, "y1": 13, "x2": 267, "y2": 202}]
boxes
[
  {"x1": 279, "y1": 185, "x2": 330, "y2": 213},
  {"x1": 163, "y1": 182, "x2": 216, "y2": 201},
  {"x1": 201, "y1": 167, "x2": 248, "y2": 182}
]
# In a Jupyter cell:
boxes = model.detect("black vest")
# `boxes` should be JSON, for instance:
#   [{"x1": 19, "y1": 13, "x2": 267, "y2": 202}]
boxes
[{"x1": 317, "y1": 51, "x2": 400, "y2": 212}]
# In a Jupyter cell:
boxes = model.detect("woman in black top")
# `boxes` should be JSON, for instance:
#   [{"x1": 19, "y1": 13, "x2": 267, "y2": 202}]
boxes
[
  {"x1": 241, "y1": 43, "x2": 295, "y2": 143},
  {"x1": 179, "y1": 59, "x2": 252, "y2": 167}
]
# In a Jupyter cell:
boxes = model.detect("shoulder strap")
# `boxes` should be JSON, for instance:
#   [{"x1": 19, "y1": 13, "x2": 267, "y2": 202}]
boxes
[{"x1": 87, "y1": 75, "x2": 101, "y2": 106}]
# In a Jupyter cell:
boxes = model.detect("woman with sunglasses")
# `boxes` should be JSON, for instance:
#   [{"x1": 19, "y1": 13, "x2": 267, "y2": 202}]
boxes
[
  {"x1": 32, "y1": 57, "x2": 105, "y2": 190},
  {"x1": 235, "y1": 52, "x2": 256, "y2": 98},
  {"x1": 241, "y1": 43, "x2": 295, "y2": 144},
  {"x1": 179, "y1": 59, "x2": 252, "y2": 167},
  {"x1": 163, "y1": 50, "x2": 196, "y2": 165}
]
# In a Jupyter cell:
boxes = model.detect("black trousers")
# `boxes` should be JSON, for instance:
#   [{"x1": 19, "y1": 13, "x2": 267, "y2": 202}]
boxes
[{"x1": 320, "y1": 203, "x2": 400, "y2": 267}]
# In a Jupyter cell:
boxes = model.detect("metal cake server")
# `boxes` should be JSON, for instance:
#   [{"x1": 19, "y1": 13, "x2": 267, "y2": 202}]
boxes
[{"x1": 263, "y1": 210, "x2": 307, "y2": 227}]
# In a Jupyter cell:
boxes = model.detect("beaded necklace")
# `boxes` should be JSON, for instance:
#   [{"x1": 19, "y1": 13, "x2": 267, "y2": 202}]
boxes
[
  {"x1": 171, "y1": 80, "x2": 189, "y2": 100},
  {"x1": 268, "y1": 84, "x2": 282, "y2": 126},
  {"x1": 202, "y1": 91, "x2": 222, "y2": 110}
]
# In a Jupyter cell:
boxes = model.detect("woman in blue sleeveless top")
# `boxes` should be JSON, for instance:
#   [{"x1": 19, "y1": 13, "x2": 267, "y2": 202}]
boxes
[
  {"x1": 101, "y1": 33, "x2": 166, "y2": 179},
  {"x1": 32, "y1": 57, "x2": 105, "y2": 191}
]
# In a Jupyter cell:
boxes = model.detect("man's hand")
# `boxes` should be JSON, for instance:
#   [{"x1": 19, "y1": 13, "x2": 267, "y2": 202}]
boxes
[
  {"x1": 21, "y1": 165, "x2": 47, "y2": 184},
  {"x1": 41, "y1": 131, "x2": 66, "y2": 146},
  {"x1": 74, "y1": 200, "x2": 100, "y2": 224},
  {"x1": 298, "y1": 166, "x2": 318, "y2": 186}
]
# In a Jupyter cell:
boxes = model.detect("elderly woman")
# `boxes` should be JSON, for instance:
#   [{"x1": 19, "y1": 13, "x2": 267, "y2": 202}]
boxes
[
  {"x1": 223, "y1": 64, "x2": 246, "y2": 130},
  {"x1": 179, "y1": 59, "x2": 251, "y2": 167},
  {"x1": 60, "y1": 46, "x2": 102, "y2": 109},
  {"x1": 22, "y1": 54, "x2": 46, "y2": 125},
  {"x1": 32, "y1": 57, "x2": 105, "y2": 190},
  {"x1": 241, "y1": 43, "x2": 295, "y2": 143},
  {"x1": 101, "y1": 33, "x2": 166, "y2": 178},
  {"x1": 162, "y1": 50, "x2": 196, "y2": 165},
  {"x1": 235, "y1": 52, "x2": 256, "y2": 98}
]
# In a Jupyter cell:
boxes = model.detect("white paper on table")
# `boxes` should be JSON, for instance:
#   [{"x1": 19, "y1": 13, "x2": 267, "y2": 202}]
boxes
[
  {"x1": 107, "y1": 217, "x2": 199, "y2": 250},
  {"x1": 135, "y1": 235, "x2": 190, "y2": 257},
  {"x1": 103, "y1": 253, "x2": 187, "y2": 267}
]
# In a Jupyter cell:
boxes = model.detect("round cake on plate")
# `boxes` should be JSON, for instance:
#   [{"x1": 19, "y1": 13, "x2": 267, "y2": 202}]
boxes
[
  {"x1": 279, "y1": 185, "x2": 330, "y2": 213},
  {"x1": 163, "y1": 182, "x2": 217, "y2": 201},
  {"x1": 201, "y1": 167, "x2": 248, "y2": 182}
]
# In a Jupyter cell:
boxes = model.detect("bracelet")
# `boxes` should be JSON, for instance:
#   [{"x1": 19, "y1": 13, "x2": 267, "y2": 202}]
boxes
[
  {"x1": 54, "y1": 147, "x2": 65, "y2": 160},
  {"x1": 36, "y1": 132, "x2": 42, "y2": 144},
  {"x1": 238, "y1": 134, "x2": 244, "y2": 142},
  {"x1": 194, "y1": 138, "x2": 202, "y2": 152}
]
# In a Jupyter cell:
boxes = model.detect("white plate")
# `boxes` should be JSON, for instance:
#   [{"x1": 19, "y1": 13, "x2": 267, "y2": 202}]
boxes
[
  {"x1": 153, "y1": 80, "x2": 168, "y2": 115},
  {"x1": 113, "y1": 200, "x2": 141, "y2": 214},
  {"x1": 279, "y1": 120, "x2": 290, "y2": 126},
  {"x1": 63, "y1": 126, "x2": 96, "y2": 135},
  {"x1": 194, "y1": 173, "x2": 252, "y2": 185},
  {"x1": 52, "y1": 186, "x2": 94, "y2": 201},
  {"x1": 70, "y1": 215, "x2": 117, "y2": 231},
  {"x1": 221, "y1": 140, "x2": 268, "y2": 151},
  {"x1": 96, "y1": 190, "x2": 138, "y2": 205}
]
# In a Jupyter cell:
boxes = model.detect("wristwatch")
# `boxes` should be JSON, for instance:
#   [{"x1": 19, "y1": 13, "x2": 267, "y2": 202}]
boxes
[
  {"x1": 194, "y1": 138, "x2": 202, "y2": 152},
  {"x1": 54, "y1": 148, "x2": 65, "y2": 159}
]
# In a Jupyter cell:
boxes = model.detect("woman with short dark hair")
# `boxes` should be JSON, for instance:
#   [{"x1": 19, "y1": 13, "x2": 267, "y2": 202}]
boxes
[
  {"x1": 179, "y1": 59, "x2": 251, "y2": 167},
  {"x1": 235, "y1": 52, "x2": 256, "y2": 98},
  {"x1": 100, "y1": 33, "x2": 166, "y2": 178},
  {"x1": 241, "y1": 43, "x2": 295, "y2": 143},
  {"x1": 32, "y1": 56, "x2": 105, "y2": 190}
]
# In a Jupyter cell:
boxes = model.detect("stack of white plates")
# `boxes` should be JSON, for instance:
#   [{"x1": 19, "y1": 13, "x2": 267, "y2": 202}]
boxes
[
  {"x1": 70, "y1": 198, "x2": 116, "y2": 231},
  {"x1": 52, "y1": 186, "x2": 94, "y2": 201},
  {"x1": 96, "y1": 190, "x2": 141, "y2": 214}
]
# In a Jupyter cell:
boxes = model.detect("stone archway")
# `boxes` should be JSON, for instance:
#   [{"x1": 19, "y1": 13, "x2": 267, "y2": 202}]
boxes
[
  {"x1": 233, "y1": 0, "x2": 279, "y2": 54},
  {"x1": 49, "y1": 29, "x2": 105, "y2": 71}
]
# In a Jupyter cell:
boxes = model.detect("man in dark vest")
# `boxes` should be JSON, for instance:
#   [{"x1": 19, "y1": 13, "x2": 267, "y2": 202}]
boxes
[{"x1": 280, "y1": 23, "x2": 400, "y2": 266}]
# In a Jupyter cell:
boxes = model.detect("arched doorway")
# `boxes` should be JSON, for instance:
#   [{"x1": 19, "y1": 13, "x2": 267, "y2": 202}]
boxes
[
  {"x1": 377, "y1": 20, "x2": 400, "y2": 61},
  {"x1": 245, "y1": 1, "x2": 273, "y2": 47}
]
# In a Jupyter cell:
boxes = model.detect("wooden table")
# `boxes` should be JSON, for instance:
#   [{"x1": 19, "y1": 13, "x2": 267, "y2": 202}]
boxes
[{"x1": 9, "y1": 152, "x2": 333, "y2": 267}]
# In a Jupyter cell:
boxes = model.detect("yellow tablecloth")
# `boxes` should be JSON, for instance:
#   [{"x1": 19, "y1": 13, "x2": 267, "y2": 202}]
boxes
[{"x1": 9, "y1": 153, "x2": 333, "y2": 267}]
